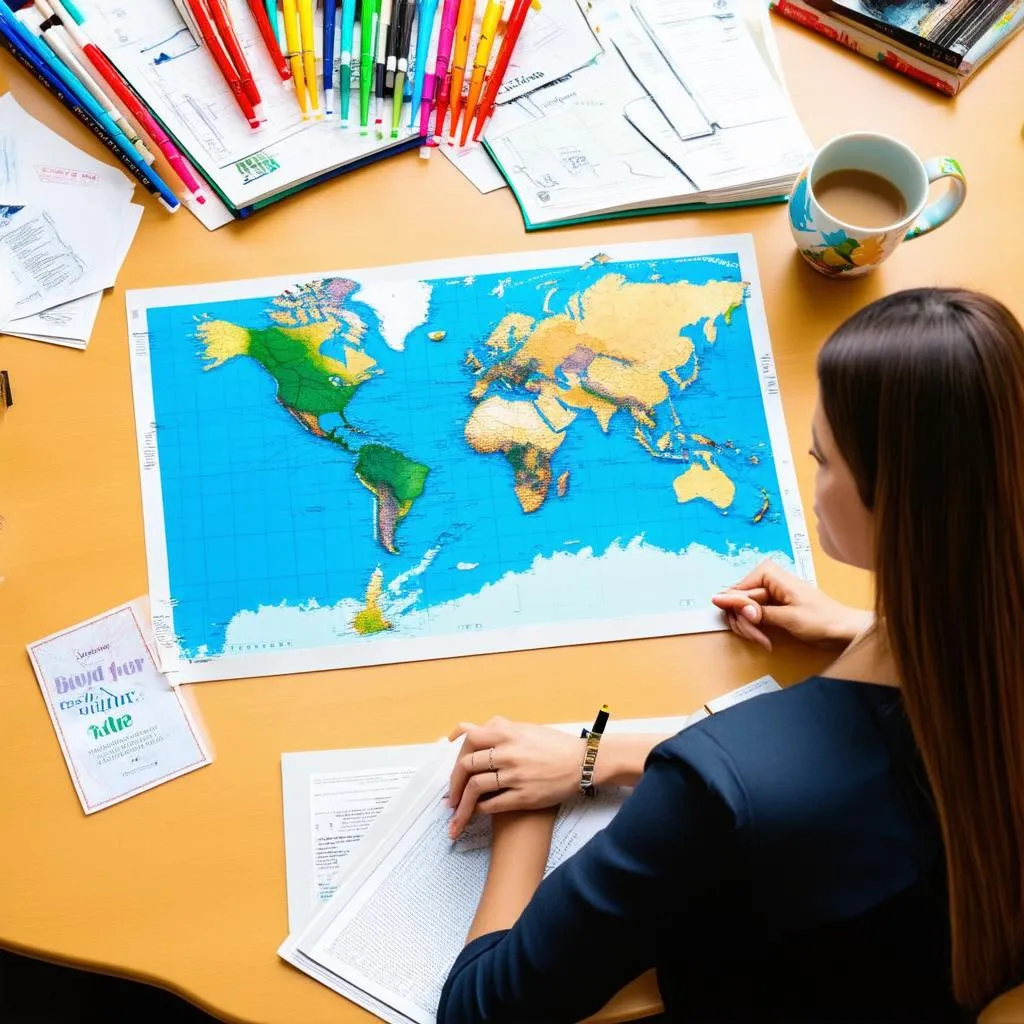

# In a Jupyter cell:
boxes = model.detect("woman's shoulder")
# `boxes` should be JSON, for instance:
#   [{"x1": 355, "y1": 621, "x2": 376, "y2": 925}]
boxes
[{"x1": 650, "y1": 676, "x2": 912, "y2": 819}]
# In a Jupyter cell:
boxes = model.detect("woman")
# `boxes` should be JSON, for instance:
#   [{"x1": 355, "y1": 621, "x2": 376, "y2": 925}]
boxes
[{"x1": 437, "y1": 288, "x2": 1024, "y2": 1023}]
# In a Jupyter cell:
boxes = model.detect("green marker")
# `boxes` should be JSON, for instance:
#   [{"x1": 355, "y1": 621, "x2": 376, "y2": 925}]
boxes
[{"x1": 359, "y1": 0, "x2": 376, "y2": 134}]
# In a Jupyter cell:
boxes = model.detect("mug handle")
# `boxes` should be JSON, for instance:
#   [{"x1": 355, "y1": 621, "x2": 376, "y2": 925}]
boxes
[{"x1": 904, "y1": 157, "x2": 966, "y2": 241}]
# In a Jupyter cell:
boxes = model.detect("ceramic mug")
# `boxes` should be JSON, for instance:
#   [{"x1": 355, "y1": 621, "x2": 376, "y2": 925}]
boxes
[{"x1": 789, "y1": 132, "x2": 966, "y2": 278}]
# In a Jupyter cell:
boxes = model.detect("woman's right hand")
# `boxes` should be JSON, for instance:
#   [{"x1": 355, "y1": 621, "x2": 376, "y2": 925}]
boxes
[{"x1": 711, "y1": 559, "x2": 870, "y2": 652}]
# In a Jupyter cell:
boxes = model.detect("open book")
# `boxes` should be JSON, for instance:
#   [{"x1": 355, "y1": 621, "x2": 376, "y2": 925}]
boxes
[
  {"x1": 279, "y1": 677, "x2": 780, "y2": 1024},
  {"x1": 482, "y1": 0, "x2": 813, "y2": 230}
]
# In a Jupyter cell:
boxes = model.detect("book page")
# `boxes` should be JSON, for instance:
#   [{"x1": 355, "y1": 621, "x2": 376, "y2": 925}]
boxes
[
  {"x1": 282, "y1": 743, "x2": 436, "y2": 933},
  {"x1": 311, "y1": 767, "x2": 421, "y2": 905}
]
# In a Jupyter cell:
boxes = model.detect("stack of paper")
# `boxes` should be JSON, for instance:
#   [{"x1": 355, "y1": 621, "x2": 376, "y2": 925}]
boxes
[
  {"x1": 279, "y1": 678, "x2": 780, "y2": 1023},
  {"x1": 0, "y1": 94, "x2": 142, "y2": 349},
  {"x1": 470, "y1": 0, "x2": 814, "y2": 229}
]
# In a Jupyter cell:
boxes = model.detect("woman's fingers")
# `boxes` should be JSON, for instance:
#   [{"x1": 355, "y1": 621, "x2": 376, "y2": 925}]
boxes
[
  {"x1": 449, "y1": 768, "x2": 505, "y2": 838},
  {"x1": 448, "y1": 726, "x2": 505, "y2": 806},
  {"x1": 448, "y1": 721, "x2": 477, "y2": 742},
  {"x1": 726, "y1": 610, "x2": 773, "y2": 651}
]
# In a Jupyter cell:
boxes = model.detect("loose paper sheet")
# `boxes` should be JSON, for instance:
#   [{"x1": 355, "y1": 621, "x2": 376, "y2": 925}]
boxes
[{"x1": 27, "y1": 600, "x2": 212, "y2": 814}]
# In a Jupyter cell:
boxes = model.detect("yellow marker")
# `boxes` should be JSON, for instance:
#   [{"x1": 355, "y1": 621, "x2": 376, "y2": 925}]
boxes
[
  {"x1": 459, "y1": 0, "x2": 504, "y2": 146},
  {"x1": 297, "y1": 0, "x2": 321, "y2": 118},
  {"x1": 447, "y1": 0, "x2": 477, "y2": 142},
  {"x1": 282, "y1": 0, "x2": 309, "y2": 116}
]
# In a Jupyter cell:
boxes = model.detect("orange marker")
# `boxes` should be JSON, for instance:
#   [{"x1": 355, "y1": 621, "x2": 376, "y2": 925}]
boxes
[
  {"x1": 459, "y1": 0, "x2": 502, "y2": 146},
  {"x1": 446, "y1": 0, "x2": 476, "y2": 142}
]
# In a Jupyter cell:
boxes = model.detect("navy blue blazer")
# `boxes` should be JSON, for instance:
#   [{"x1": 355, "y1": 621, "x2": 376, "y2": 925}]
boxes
[{"x1": 438, "y1": 677, "x2": 964, "y2": 1023}]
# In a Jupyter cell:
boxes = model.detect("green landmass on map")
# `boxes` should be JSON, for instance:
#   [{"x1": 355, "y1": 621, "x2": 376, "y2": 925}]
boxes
[
  {"x1": 355, "y1": 444, "x2": 430, "y2": 554},
  {"x1": 463, "y1": 272, "x2": 750, "y2": 514},
  {"x1": 196, "y1": 278, "x2": 429, "y2": 554}
]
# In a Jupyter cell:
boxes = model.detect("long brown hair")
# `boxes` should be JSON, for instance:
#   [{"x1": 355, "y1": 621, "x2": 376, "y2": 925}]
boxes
[{"x1": 818, "y1": 288, "x2": 1024, "y2": 1009}]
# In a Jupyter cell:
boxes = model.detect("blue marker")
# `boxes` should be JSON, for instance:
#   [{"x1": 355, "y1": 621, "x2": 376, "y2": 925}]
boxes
[
  {"x1": 409, "y1": 0, "x2": 437, "y2": 131},
  {"x1": 0, "y1": 6, "x2": 180, "y2": 211},
  {"x1": 323, "y1": 0, "x2": 338, "y2": 117}
]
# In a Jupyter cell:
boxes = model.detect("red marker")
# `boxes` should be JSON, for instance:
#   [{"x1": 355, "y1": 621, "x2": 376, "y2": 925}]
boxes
[
  {"x1": 206, "y1": 0, "x2": 263, "y2": 109},
  {"x1": 472, "y1": 0, "x2": 530, "y2": 142},
  {"x1": 184, "y1": 0, "x2": 260, "y2": 127},
  {"x1": 47, "y1": 0, "x2": 209, "y2": 205},
  {"x1": 245, "y1": 0, "x2": 291, "y2": 82}
]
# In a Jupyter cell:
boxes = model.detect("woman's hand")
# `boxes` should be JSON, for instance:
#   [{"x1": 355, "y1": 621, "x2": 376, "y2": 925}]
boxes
[
  {"x1": 447, "y1": 718, "x2": 583, "y2": 839},
  {"x1": 711, "y1": 559, "x2": 871, "y2": 652}
]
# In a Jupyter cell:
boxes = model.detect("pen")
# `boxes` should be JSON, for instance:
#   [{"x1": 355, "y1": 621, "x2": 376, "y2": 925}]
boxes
[
  {"x1": 579, "y1": 704, "x2": 610, "y2": 795},
  {"x1": 580, "y1": 704, "x2": 610, "y2": 741},
  {"x1": 0, "y1": 5, "x2": 181, "y2": 211},
  {"x1": 429, "y1": 0, "x2": 460, "y2": 142},
  {"x1": 471, "y1": 0, "x2": 529, "y2": 141},
  {"x1": 33, "y1": 0, "x2": 154, "y2": 163},
  {"x1": 373, "y1": 0, "x2": 394, "y2": 136},
  {"x1": 206, "y1": 0, "x2": 263, "y2": 112},
  {"x1": 297, "y1": 0, "x2": 321, "y2": 118},
  {"x1": 47, "y1": 0, "x2": 204, "y2": 206},
  {"x1": 445, "y1": 0, "x2": 475, "y2": 143},
  {"x1": 184, "y1": 0, "x2": 260, "y2": 127},
  {"x1": 458, "y1": 0, "x2": 501, "y2": 146},
  {"x1": 339, "y1": 0, "x2": 357, "y2": 125},
  {"x1": 410, "y1": 0, "x2": 439, "y2": 131},
  {"x1": 246, "y1": 0, "x2": 290, "y2": 82},
  {"x1": 323, "y1": 0, "x2": 338, "y2": 116},
  {"x1": 390, "y1": 0, "x2": 416, "y2": 136},
  {"x1": 282, "y1": 0, "x2": 310, "y2": 116},
  {"x1": 386, "y1": 0, "x2": 412, "y2": 91}
]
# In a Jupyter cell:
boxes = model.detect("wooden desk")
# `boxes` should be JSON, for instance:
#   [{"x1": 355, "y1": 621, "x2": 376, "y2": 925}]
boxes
[{"x1": 1, "y1": 20, "x2": 1022, "y2": 1024}]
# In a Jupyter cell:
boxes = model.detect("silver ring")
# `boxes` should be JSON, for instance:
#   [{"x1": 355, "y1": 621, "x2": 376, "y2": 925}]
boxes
[
  {"x1": 494, "y1": 768, "x2": 502, "y2": 790},
  {"x1": 488, "y1": 747, "x2": 496, "y2": 772}
]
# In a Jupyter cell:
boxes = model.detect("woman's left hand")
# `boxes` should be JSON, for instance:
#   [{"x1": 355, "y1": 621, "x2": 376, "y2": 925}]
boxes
[{"x1": 446, "y1": 717, "x2": 583, "y2": 839}]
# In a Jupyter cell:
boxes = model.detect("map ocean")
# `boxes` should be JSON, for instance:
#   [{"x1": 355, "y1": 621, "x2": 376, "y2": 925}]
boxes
[{"x1": 145, "y1": 252, "x2": 798, "y2": 663}]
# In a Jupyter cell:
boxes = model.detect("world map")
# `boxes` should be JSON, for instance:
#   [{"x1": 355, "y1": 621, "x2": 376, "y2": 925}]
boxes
[{"x1": 128, "y1": 239, "x2": 811, "y2": 682}]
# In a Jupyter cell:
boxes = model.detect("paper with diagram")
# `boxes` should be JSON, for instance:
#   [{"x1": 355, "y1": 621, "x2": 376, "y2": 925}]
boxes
[{"x1": 126, "y1": 236, "x2": 812, "y2": 684}]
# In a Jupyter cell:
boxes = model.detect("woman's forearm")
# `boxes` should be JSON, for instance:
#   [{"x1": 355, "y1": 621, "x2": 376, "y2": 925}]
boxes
[
  {"x1": 466, "y1": 810, "x2": 556, "y2": 943},
  {"x1": 592, "y1": 733, "x2": 671, "y2": 789}
]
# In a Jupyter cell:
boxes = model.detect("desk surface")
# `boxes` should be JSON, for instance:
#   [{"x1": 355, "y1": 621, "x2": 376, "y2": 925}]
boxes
[{"x1": 1, "y1": 19, "x2": 1023, "y2": 1024}]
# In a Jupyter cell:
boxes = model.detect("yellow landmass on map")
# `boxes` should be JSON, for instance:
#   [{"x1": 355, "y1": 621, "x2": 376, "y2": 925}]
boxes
[
  {"x1": 472, "y1": 274, "x2": 746, "y2": 426},
  {"x1": 534, "y1": 389, "x2": 577, "y2": 432},
  {"x1": 465, "y1": 396, "x2": 565, "y2": 454},
  {"x1": 673, "y1": 451, "x2": 736, "y2": 510},
  {"x1": 197, "y1": 320, "x2": 251, "y2": 367},
  {"x1": 584, "y1": 354, "x2": 669, "y2": 412},
  {"x1": 352, "y1": 567, "x2": 392, "y2": 635},
  {"x1": 465, "y1": 396, "x2": 567, "y2": 513},
  {"x1": 486, "y1": 313, "x2": 534, "y2": 355}
]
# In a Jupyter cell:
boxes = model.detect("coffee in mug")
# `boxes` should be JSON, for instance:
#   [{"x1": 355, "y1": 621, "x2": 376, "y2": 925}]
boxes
[{"x1": 789, "y1": 133, "x2": 966, "y2": 278}]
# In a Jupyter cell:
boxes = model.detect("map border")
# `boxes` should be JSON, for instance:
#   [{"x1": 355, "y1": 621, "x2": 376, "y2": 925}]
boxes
[{"x1": 126, "y1": 234, "x2": 815, "y2": 684}]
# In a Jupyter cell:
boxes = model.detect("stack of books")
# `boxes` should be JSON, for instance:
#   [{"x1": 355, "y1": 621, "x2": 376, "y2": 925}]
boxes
[{"x1": 771, "y1": 0, "x2": 1024, "y2": 95}]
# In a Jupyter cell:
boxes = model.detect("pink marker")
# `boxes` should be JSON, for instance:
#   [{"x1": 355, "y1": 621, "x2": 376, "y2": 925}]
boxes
[{"x1": 429, "y1": 0, "x2": 461, "y2": 143}]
